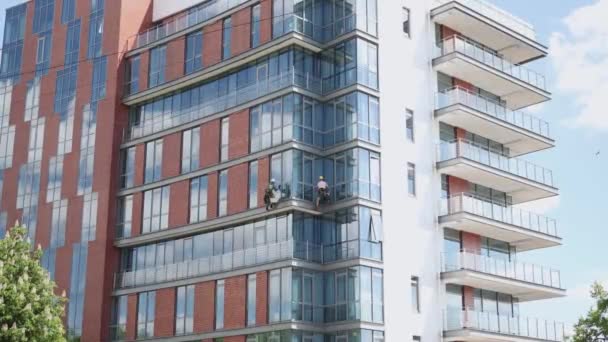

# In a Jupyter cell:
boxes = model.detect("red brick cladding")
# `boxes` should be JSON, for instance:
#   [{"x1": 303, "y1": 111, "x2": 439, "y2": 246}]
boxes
[
  {"x1": 126, "y1": 294, "x2": 138, "y2": 340},
  {"x1": 201, "y1": 120, "x2": 220, "y2": 168},
  {"x1": 203, "y1": 21, "x2": 223, "y2": 67},
  {"x1": 231, "y1": 7, "x2": 252, "y2": 56},
  {"x1": 162, "y1": 132, "x2": 182, "y2": 178},
  {"x1": 224, "y1": 275, "x2": 247, "y2": 329},
  {"x1": 138, "y1": 52, "x2": 150, "y2": 92},
  {"x1": 228, "y1": 163, "x2": 248, "y2": 215},
  {"x1": 166, "y1": 37, "x2": 186, "y2": 82},
  {"x1": 256, "y1": 271, "x2": 268, "y2": 325},
  {"x1": 260, "y1": 0, "x2": 272, "y2": 44},
  {"x1": 169, "y1": 180, "x2": 190, "y2": 228},
  {"x1": 207, "y1": 172, "x2": 219, "y2": 219},
  {"x1": 228, "y1": 109, "x2": 250, "y2": 160},
  {"x1": 194, "y1": 282, "x2": 215, "y2": 333},
  {"x1": 155, "y1": 288, "x2": 177, "y2": 337}
]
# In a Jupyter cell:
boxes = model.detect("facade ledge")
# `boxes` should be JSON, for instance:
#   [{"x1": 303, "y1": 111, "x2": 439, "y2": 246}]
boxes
[
  {"x1": 117, "y1": 321, "x2": 383, "y2": 342},
  {"x1": 113, "y1": 257, "x2": 383, "y2": 295},
  {"x1": 436, "y1": 157, "x2": 558, "y2": 204},
  {"x1": 431, "y1": 0, "x2": 547, "y2": 64},
  {"x1": 441, "y1": 269, "x2": 566, "y2": 302},
  {"x1": 435, "y1": 102, "x2": 554, "y2": 156},
  {"x1": 444, "y1": 328, "x2": 563, "y2": 342}
]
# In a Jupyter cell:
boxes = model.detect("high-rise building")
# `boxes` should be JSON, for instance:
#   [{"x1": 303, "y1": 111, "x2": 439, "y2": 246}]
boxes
[{"x1": 0, "y1": 0, "x2": 565, "y2": 341}]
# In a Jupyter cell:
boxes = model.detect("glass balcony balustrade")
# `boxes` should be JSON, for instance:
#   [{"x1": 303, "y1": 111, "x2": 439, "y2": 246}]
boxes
[
  {"x1": 439, "y1": 193, "x2": 558, "y2": 237},
  {"x1": 444, "y1": 308, "x2": 565, "y2": 341},
  {"x1": 436, "y1": 86, "x2": 551, "y2": 139},
  {"x1": 114, "y1": 239, "x2": 381, "y2": 289},
  {"x1": 127, "y1": 68, "x2": 321, "y2": 140},
  {"x1": 442, "y1": 251, "x2": 562, "y2": 289},
  {"x1": 435, "y1": 35, "x2": 547, "y2": 91},
  {"x1": 438, "y1": 139, "x2": 556, "y2": 188}
]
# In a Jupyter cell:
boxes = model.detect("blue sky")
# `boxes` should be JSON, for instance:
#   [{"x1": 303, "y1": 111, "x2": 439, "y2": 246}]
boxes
[{"x1": 1, "y1": 0, "x2": 607, "y2": 334}]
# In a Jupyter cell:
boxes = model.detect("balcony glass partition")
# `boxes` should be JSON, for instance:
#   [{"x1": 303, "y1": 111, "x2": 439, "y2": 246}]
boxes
[
  {"x1": 438, "y1": 139, "x2": 555, "y2": 188},
  {"x1": 439, "y1": 193, "x2": 558, "y2": 237},
  {"x1": 116, "y1": 209, "x2": 383, "y2": 288},
  {"x1": 435, "y1": 35, "x2": 547, "y2": 91},
  {"x1": 135, "y1": 0, "x2": 251, "y2": 48},
  {"x1": 134, "y1": 0, "x2": 378, "y2": 49},
  {"x1": 436, "y1": 87, "x2": 551, "y2": 139},
  {"x1": 127, "y1": 48, "x2": 320, "y2": 139},
  {"x1": 442, "y1": 251, "x2": 562, "y2": 289},
  {"x1": 444, "y1": 308, "x2": 565, "y2": 341}
]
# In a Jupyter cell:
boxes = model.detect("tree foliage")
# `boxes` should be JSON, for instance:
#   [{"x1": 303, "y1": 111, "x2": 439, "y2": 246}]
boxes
[
  {"x1": 0, "y1": 225, "x2": 67, "y2": 341},
  {"x1": 572, "y1": 282, "x2": 608, "y2": 342}
]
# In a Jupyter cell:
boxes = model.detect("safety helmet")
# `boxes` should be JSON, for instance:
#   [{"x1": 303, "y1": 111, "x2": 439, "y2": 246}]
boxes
[
  {"x1": 271, "y1": 178, "x2": 276, "y2": 183},
  {"x1": 319, "y1": 176, "x2": 324, "y2": 180}
]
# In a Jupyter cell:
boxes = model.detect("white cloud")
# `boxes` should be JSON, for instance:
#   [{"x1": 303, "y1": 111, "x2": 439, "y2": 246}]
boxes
[{"x1": 550, "y1": 0, "x2": 608, "y2": 131}]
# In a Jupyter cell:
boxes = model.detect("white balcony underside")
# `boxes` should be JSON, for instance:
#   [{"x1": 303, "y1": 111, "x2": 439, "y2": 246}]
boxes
[
  {"x1": 444, "y1": 329, "x2": 559, "y2": 342},
  {"x1": 431, "y1": 2, "x2": 546, "y2": 64},
  {"x1": 442, "y1": 270, "x2": 566, "y2": 302},
  {"x1": 437, "y1": 159, "x2": 558, "y2": 204},
  {"x1": 439, "y1": 213, "x2": 561, "y2": 251},
  {"x1": 436, "y1": 104, "x2": 554, "y2": 156},
  {"x1": 433, "y1": 54, "x2": 550, "y2": 110}
]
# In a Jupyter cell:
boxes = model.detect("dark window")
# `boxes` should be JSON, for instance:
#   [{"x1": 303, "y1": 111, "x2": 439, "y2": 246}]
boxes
[
  {"x1": 406, "y1": 108, "x2": 414, "y2": 142},
  {"x1": 185, "y1": 31, "x2": 203, "y2": 74},
  {"x1": 411, "y1": 276, "x2": 420, "y2": 313},
  {"x1": 407, "y1": 163, "x2": 416, "y2": 196},
  {"x1": 251, "y1": 4, "x2": 261, "y2": 48},
  {"x1": 149, "y1": 46, "x2": 166, "y2": 87},
  {"x1": 402, "y1": 7, "x2": 410, "y2": 37},
  {"x1": 222, "y1": 17, "x2": 232, "y2": 60}
]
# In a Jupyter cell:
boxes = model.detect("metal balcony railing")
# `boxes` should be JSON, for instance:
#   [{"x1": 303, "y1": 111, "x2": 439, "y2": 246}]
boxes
[
  {"x1": 439, "y1": 193, "x2": 559, "y2": 237},
  {"x1": 134, "y1": 0, "x2": 250, "y2": 48},
  {"x1": 125, "y1": 68, "x2": 321, "y2": 140},
  {"x1": 436, "y1": 86, "x2": 551, "y2": 139},
  {"x1": 114, "y1": 239, "x2": 382, "y2": 289},
  {"x1": 438, "y1": 139, "x2": 556, "y2": 188},
  {"x1": 442, "y1": 251, "x2": 562, "y2": 289},
  {"x1": 435, "y1": 35, "x2": 547, "y2": 91},
  {"x1": 434, "y1": 0, "x2": 536, "y2": 40},
  {"x1": 444, "y1": 308, "x2": 565, "y2": 341}
]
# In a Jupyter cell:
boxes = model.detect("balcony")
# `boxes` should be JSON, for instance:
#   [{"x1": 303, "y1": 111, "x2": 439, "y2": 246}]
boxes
[
  {"x1": 436, "y1": 87, "x2": 554, "y2": 156},
  {"x1": 431, "y1": 0, "x2": 546, "y2": 64},
  {"x1": 444, "y1": 309, "x2": 565, "y2": 342},
  {"x1": 437, "y1": 140, "x2": 558, "y2": 204},
  {"x1": 442, "y1": 251, "x2": 565, "y2": 301},
  {"x1": 434, "y1": 35, "x2": 550, "y2": 110},
  {"x1": 114, "y1": 239, "x2": 382, "y2": 289},
  {"x1": 439, "y1": 193, "x2": 561, "y2": 251}
]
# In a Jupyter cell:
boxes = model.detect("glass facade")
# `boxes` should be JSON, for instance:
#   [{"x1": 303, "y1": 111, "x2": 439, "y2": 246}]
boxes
[
  {"x1": 149, "y1": 45, "x2": 167, "y2": 87},
  {"x1": 137, "y1": 291, "x2": 155, "y2": 338},
  {"x1": 181, "y1": 127, "x2": 200, "y2": 174},
  {"x1": 1, "y1": 4, "x2": 26, "y2": 80},
  {"x1": 142, "y1": 186, "x2": 170, "y2": 233},
  {"x1": 87, "y1": 0, "x2": 104, "y2": 59},
  {"x1": 185, "y1": 32, "x2": 203, "y2": 74},
  {"x1": 175, "y1": 285, "x2": 195, "y2": 335}
]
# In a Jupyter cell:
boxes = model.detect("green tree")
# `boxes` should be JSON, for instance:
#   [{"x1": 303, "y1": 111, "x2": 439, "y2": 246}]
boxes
[
  {"x1": 0, "y1": 224, "x2": 67, "y2": 341},
  {"x1": 572, "y1": 282, "x2": 608, "y2": 342}
]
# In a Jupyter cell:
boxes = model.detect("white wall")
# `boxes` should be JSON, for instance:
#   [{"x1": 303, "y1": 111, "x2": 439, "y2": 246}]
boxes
[
  {"x1": 377, "y1": 0, "x2": 445, "y2": 341},
  {"x1": 153, "y1": 0, "x2": 207, "y2": 21}
]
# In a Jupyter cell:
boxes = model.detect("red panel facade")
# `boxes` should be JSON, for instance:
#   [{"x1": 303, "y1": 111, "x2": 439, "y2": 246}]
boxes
[
  {"x1": 255, "y1": 271, "x2": 268, "y2": 325},
  {"x1": 224, "y1": 275, "x2": 247, "y2": 329},
  {"x1": 231, "y1": 7, "x2": 252, "y2": 56},
  {"x1": 227, "y1": 163, "x2": 248, "y2": 215},
  {"x1": 194, "y1": 282, "x2": 216, "y2": 333},
  {"x1": 201, "y1": 120, "x2": 220, "y2": 167},
  {"x1": 154, "y1": 288, "x2": 177, "y2": 337},
  {"x1": 203, "y1": 21, "x2": 223, "y2": 67},
  {"x1": 169, "y1": 180, "x2": 190, "y2": 228},
  {"x1": 162, "y1": 132, "x2": 182, "y2": 179},
  {"x1": 228, "y1": 109, "x2": 250, "y2": 160}
]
